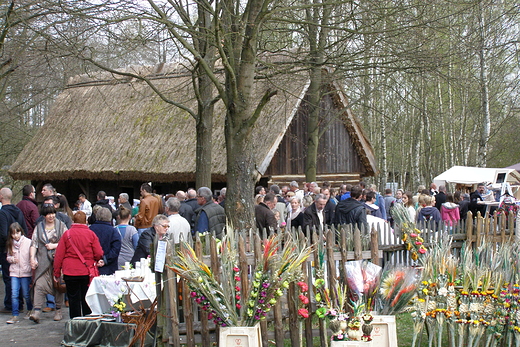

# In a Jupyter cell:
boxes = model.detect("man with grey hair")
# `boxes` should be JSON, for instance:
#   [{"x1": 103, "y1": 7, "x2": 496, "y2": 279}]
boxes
[
  {"x1": 166, "y1": 198, "x2": 191, "y2": 244},
  {"x1": 89, "y1": 207, "x2": 121, "y2": 275},
  {"x1": 194, "y1": 187, "x2": 226, "y2": 239},
  {"x1": 302, "y1": 193, "x2": 331, "y2": 231},
  {"x1": 218, "y1": 187, "x2": 226, "y2": 208},
  {"x1": 185, "y1": 188, "x2": 199, "y2": 213},
  {"x1": 269, "y1": 185, "x2": 286, "y2": 225},
  {"x1": 176, "y1": 190, "x2": 194, "y2": 229},
  {"x1": 255, "y1": 192, "x2": 278, "y2": 234},
  {"x1": 118, "y1": 193, "x2": 132, "y2": 211},
  {"x1": 290, "y1": 181, "x2": 304, "y2": 201},
  {"x1": 131, "y1": 214, "x2": 170, "y2": 265},
  {"x1": 113, "y1": 192, "x2": 132, "y2": 222}
]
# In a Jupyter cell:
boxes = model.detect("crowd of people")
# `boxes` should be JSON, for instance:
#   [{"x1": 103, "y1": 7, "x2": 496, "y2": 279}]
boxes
[
  {"x1": 0, "y1": 183, "x2": 225, "y2": 325},
  {"x1": 0, "y1": 179, "x2": 508, "y2": 326},
  {"x1": 252, "y1": 180, "x2": 512, "y2": 234}
]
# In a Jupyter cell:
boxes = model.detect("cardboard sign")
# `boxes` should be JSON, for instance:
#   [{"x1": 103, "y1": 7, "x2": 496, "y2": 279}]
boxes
[{"x1": 154, "y1": 240, "x2": 167, "y2": 273}]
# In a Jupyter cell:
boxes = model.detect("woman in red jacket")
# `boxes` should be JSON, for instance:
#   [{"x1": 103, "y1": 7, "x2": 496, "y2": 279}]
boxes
[{"x1": 53, "y1": 211, "x2": 103, "y2": 318}]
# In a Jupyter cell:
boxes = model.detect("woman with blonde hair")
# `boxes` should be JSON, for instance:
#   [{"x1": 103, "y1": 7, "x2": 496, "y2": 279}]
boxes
[{"x1": 286, "y1": 196, "x2": 304, "y2": 231}]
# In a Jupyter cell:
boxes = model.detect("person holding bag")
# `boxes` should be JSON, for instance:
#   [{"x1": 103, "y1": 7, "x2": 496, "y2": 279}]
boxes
[
  {"x1": 30, "y1": 204, "x2": 67, "y2": 323},
  {"x1": 53, "y1": 211, "x2": 103, "y2": 319}
]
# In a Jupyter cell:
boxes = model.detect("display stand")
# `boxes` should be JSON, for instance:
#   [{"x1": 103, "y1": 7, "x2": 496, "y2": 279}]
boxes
[
  {"x1": 219, "y1": 324, "x2": 262, "y2": 347},
  {"x1": 370, "y1": 315, "x2": 398, "y2": 347}
]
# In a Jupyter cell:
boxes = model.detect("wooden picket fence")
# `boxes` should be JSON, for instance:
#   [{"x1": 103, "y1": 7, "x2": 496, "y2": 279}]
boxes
[
  {"x1": 379, "y1": 210, "x2": 519, "y2": 265},
  {"x1": 154, "y1": 210, "x2": 519, "y2": 347},
  {"x1": 155, "y1": 225, "x2": 380, "y2": 347}
]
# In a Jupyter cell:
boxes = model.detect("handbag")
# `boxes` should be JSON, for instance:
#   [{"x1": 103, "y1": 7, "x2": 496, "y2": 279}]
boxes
[
  {"x1": 53, "y1": 275, "x2": 67, "y2": 293},
  {"x1": 69, "y1": 235, "x2": 100, "y2": 285}
]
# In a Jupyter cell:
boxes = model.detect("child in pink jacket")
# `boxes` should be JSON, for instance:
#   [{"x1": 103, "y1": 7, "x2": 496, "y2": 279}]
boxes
[
  {"x1": 6, "y1": 222, "x2": 33, "y2": 323},
  {"x1": 441, "y1": 193, "x2": 460, "y2": 227}
]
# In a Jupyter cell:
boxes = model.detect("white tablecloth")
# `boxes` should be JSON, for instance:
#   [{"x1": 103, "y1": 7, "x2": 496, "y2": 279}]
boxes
[{"x1": 86, "y1": 276, "x2": 156, "y2": 315}]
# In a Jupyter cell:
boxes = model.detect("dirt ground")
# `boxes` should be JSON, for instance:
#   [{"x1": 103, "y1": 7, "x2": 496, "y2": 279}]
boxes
[{"x1": 0, "y1": 283, "x2": 68, "y2": 347}]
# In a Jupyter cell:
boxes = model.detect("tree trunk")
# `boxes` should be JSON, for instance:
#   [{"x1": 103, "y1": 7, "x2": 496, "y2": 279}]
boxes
[
  {"x1": 476, "y1": 0, "x2": 490, "y2": 167},
  {"x1": 194, "y1": 64, "x2": 216, "y2": 189},
  {"x1": 305, "y1": 66, "x2": 321, "y2": 183},
  {"x1": 193, "y1": 4, "x2": 216, "y2": 189},
  {"x1": 225, "y1": 111, "x2": 257, "y2": 230}
]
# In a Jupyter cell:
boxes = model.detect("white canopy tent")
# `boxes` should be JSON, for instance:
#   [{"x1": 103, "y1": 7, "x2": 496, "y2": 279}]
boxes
[{"x1": 433, "y1": 166, "x2": 520, "y2": 190}]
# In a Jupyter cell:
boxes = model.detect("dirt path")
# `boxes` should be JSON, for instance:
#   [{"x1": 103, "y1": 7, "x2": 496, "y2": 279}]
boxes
[{"x1": 0, "y1": 283, "x2": 68, "y2": 347}]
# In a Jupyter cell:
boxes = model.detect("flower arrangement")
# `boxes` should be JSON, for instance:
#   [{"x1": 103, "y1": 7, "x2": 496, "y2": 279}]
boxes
[
  {"x1": 392, "y1": 203, "x2": 427, "y2": 262},
  {"x1": 111, "y1": 295, "x2": 126, "y2": 320},
  {"x1": 345, "y1": 260, "x2": 382, "y2": 312},
  {"x1": 377, "y1": 265, "x2": 418, "y2": 315},
  {"x1": 408, "y1": 237, "x2": 520, "y2": 347},
  {"x1": 168, "y1": 232, "x2": 312, "y2": 327},
  {"x1": 297, "y1": 281, "x2": 310, "y2": 319}
]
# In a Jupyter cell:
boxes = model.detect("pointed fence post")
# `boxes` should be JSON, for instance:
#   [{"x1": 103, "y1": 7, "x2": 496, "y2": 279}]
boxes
[
  {"x1": 371, "y1": 225, "x2": 380, "y2": 266},
  {"x1": 353, "y1": 226, "x2": 362, "y2": 260}
]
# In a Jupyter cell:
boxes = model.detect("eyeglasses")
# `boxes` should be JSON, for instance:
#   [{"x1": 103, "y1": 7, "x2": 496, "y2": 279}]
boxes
[
  {"x1": 160, "y1": 224, "x2": 170, "y2": 229},
  {"x1": 42, "y1": 203, "x2": 54, "y2": 207}
]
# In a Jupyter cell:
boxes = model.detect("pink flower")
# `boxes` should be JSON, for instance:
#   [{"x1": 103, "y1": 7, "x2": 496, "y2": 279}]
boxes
[
  {"x1": 297, "y1": 281, "x2": 308, "y2": 292},
  {"x1": 410, "y1": 233, "x2": 418, "y2": 238},
  {"x1": 236, "y1": 303, "x2": 241, "y2": 309},
  {"x1": 415, "y1": 241, "x2": 423, "y2": 245},
  {"x1": 190, "y1": 292, "x2": 197, "y2": 298},
  {"x1": 298, "y1": 308, "x2": 309, "y2": 318},
  {"x1": 419, "y1": 248, "x2": 427, "y2": 254},
  {"x1": 233, "y1": 267, "x2": 240, "y2": 272},
  {"x1": 299, "y1": 294, "x2": 309, "y2": 305},
  {"x1": 235, "y1": 276, "x2": 241, "y2": 282},
  {"x1": 235, "y1": 286, "x2": 241, "y2": 292}
]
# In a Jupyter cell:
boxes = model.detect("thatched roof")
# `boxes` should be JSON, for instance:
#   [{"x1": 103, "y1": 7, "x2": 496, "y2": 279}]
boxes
[{"x1": 9, "y1": 63, "x2": 376, "y2": 182}]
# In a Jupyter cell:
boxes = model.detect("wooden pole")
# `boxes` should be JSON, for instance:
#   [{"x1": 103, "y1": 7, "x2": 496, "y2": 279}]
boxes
[{"x1": 371, "y1": 225, "x2": 380, "y2": 266}]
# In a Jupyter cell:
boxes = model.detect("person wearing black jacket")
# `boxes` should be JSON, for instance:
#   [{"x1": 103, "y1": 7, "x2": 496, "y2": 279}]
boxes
[
  {"x1": 131, "y1": 214, "x2": 170, "y2": 265},
  {"x1": 434, "y1": 186, "x2": 447, "y2": 211},
  {"x1": 334, "y1": 186, "x2": 368, "y2": 231},
  {"x1": 302, "y1": 194, "x2": 332, "y2": 232},
  {"x1": 0, "y1": 188, "x2": 28, "y2": 313}
]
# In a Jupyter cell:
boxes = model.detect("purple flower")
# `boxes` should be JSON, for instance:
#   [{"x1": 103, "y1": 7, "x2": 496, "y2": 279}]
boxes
[
  {"x1": 258, "y1": 299, "x2": 264, "y2": 304},
  {"x1": 260, "y1": 291, "x2": 267, "y2": 297},
  {"x1": 254, "y1": 315, "x2": 260, "y2": 320},
  {"x1": 262, "y1": 282, "x2": 270, "y2": 288}
]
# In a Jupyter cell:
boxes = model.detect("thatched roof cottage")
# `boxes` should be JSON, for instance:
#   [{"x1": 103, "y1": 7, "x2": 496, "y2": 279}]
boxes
[{"x1": 9, "y1": 63, "x2": 377, "y2": 202}]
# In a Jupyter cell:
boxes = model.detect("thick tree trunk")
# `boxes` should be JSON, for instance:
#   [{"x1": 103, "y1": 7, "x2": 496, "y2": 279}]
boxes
[
  {"x1": 305, "y1": 66, "x2": 321, "y2": 183},
  {"x1": 225, "y1": 112, "x2": 257, "y2": 230},
  {"x1": 195, "y1": 66, "x2": 216, "y2": 189}
]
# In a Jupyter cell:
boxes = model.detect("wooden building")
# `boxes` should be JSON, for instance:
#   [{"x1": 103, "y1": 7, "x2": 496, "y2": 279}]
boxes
[{"x1": 8, "y1": 63, "x2": 377, "y2": 203}]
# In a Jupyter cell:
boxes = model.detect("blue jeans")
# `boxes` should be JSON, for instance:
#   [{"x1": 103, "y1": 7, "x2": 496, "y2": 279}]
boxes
[{"x1": 11, "y1": 277, "x2": 32, "y2": 316}]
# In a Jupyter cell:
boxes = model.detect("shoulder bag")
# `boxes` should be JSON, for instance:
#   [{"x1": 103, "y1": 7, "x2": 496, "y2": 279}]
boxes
[{"x1": 68, "y1": 234, "x2": 100, "y2": 285}]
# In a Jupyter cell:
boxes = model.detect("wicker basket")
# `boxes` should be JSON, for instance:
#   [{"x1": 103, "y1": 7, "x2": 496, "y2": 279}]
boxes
[{"x1": 121, "y1": 311, "x2": 145, "y2": 324}]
